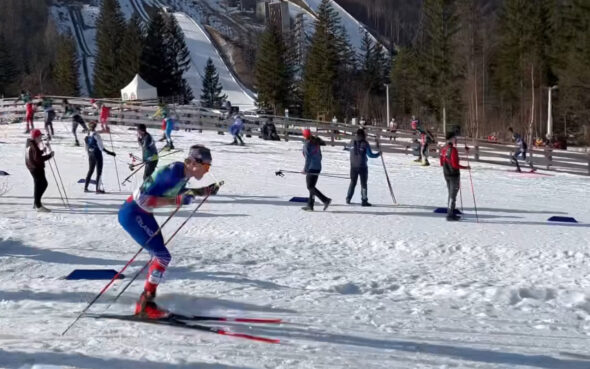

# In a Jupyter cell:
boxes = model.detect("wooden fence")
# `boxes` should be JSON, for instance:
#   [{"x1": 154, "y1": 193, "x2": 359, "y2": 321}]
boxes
[{"x1": 2, "y1": 96, "x2": 589, "y2": 175}]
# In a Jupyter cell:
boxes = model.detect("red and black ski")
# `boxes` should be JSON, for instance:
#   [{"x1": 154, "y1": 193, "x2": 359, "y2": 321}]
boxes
[{"x1": 85, "y1": 313, "x2": 281, "y2": 344}]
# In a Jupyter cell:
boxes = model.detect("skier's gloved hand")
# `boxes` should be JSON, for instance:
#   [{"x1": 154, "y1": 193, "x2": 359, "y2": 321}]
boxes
[{"x1": 177, "y1": 193, "x2": 195, "y2": 205}]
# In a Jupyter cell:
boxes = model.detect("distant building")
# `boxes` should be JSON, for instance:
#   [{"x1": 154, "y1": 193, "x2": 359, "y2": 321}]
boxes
[
  {"x1": 268, "y1": 1, "x2": 289, "y2": 34},
  {"x1": 256, "y1": 0, "x2": 289, "y2": 34}
]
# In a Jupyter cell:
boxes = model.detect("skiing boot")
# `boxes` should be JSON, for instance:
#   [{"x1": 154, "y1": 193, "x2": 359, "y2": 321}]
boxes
[
  {"x1": 413, "y1": 158, "x2": 422, "y2": 163},
  {"x1": 36, "y1": 205, "x2": 51, "y2": 213},
  {"x1": 301, "y1": 206, "x2": 314, "y2": 211},
  {"x1": 421, "y1": 159, "x2": 430, "y2": 166},
  {"x1": 134, "y1": 291, "x2": 168, "y2": 319},
  {"x1": 96, "y1": 189, "x2": 106, "y2": 194},
  {"x1": 323, "y1": 198, "x2": 332, "y2": 211},
  {"x1": 345, "y1": 198, "x2": 351, "y2": 205},
  {"x1": 361, "y1": 201, "x2": 372, "y2": 207},
  {"x1": 74, "y1": 140, "x2": 80, "y2": 147},
  {"x1": 446, "y1": 214, "x2": 461, "y2": 221},
  {"x1": 84, "y1": 187, "x2": 90, "y2": 193}
]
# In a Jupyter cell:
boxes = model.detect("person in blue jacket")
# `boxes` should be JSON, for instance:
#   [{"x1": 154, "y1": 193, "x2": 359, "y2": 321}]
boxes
[
  {"x1": 118, "y1": 145, "x2": 221, "y2": 318},
  {"x1": 163, "y1": 116, "x2": 175, "y2": 150},
  {"x1": 345, "y1": 128, "x2": 380, "y2": 206},
  {"x1": 229, "y1": 115, "x2": 245, "y2": 145},
  {"x1": 302, "y1": 129, "x2": 331, "y2": 211}
]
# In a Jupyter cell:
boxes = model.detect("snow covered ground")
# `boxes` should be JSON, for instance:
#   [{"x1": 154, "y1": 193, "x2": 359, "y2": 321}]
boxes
[
  {"x1": 174, "y1": 12, "x2": 257, "y2": 111},
  {"x1": 1, "y1": 120, "x2": 590, "y2": 368}
]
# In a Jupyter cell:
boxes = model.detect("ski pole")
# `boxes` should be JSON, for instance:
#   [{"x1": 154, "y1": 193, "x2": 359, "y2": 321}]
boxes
[
  {"x1": 464, "y1": 142, "x2": 479, "y2": 223},
  {"x1": 47, "y1": 160, "x2": 67, "y2": 208},
  {"x1": 122, "y1": 165, "x2": 144, "y2": 185},
  {"x1": 459, "y1": 181, "x2": 464, "y2": 213},
  {"x1": 375, "y1": 137, "x2": 397, "y2": 205},
  {"x1": 61, "y1": 203, "x2": 183, "y2": 336},
  {"x1": 128, "y1": 150, "x2": 182, "y2": 170},
  {"x1": 106, "y1": 185, "x2": 221, "y2": 308},
  {"x1": 275, "y1": 169, "x2": 348, "y2": 179},
  {"x1": 44, "y1": 139, "x2": 70, "y2": 208},
  {"x1": 108, "y1": 130, "x2": 122, "y2": 192}
]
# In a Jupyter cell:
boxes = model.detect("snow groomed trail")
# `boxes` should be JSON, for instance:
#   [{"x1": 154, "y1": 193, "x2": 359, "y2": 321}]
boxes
[
  {"x1": 174, "y1": 12, "x2": 257, "y2": 111},
  {"x1": 0, "y1": 121, "x2": 590, "y2": 368}
]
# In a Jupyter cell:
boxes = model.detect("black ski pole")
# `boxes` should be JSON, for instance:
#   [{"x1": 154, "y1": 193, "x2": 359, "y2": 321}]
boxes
[
  {"x1": 275, "y1": 169, "x2": 348, "y2": 179},
  {"x1": 122, "y1": 165, "x2": 144, "y2": 185},
  {"x1": 106, "y1": 184, "x2": 222, "y2": 308},
  {"x1": 108, "y1": 130, "x2": 122, "y2": 192},
  {"x1": 61, "y1": 202, "x2": 184, "y2": 336},
  {"x1": 47, "y1": 160, "x2": 66, "y2": 208},
  {"x1": 375, "y1": 137, "x2": 397, "y2": 205}
]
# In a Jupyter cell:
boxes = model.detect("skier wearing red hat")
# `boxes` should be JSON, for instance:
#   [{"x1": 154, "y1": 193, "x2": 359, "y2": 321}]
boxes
[
  {"x1": 25, "y1": 129, "x2": 54, "y2": 212},
  {"x1": 301, "y1": 129, "x2": 331, "y2": 211}
]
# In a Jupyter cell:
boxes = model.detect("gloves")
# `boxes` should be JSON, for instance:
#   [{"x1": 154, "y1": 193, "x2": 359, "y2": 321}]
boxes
[
  {"x1": 49, "y1": 151, "x2": 55, "y2": 158},
  {"x1": 177, "y1": 193, "x2": 195, "y2": 205},
  {"x1": 104, "y1": 149, "x2": 116, "y2": 157},
  {"x1": 186, "y1": 183, "x2": 221, "y2": 196}
]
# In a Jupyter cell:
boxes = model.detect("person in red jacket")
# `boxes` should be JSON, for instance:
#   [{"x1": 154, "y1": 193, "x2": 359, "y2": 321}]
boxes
[
  {"x1": 440, "y1": 131, "x2": 470, "y2": 221},
  {"x1": 25, "y1": 129, "x2": 54, "y2": 212}
]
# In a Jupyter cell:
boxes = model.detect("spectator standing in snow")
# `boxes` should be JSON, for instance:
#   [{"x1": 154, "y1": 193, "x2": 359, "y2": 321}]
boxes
[
  {"x1": 84, "y1": 121, "x2": 116, "y2": 193},
  {"x1": 137, "y1": 124, "x2": 159, "y2": 180},
  {"x1": 230, "y1": 115, "x2": 245, "y2": 145},
  {"x1": 301, "y1": 129, "x2": 331, "y2": 211},
  {"x1": 16, "y1": 90, "x2": 35, "y2": 133},
  {"x1": 440, "y1": 132, "x2": 470, "y2": 221},
  {"x1": 40, "y1": 96, "x2": 55, "y2": 140},
  {"x1": 411, "y1": 118, "x2": 434, "y2": 166},
  {"x1": 345, "y1": 128, "x2": 380, "y2": 206},
  {"x1": 25, "y1": 129, "x2": 54, "y2": 212}
]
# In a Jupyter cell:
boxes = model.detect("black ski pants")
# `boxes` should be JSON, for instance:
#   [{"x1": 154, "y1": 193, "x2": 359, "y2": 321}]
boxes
[
  {"x1": 306, "y1": 170, "x2": 329, "y2": 208},
  {"x1": 143, "y1": 160, "x2": 158, "y2": 181},
  {"x1": 72, "y1": 115, "x2": 87, "y2": 144},
  {"x1": 445, "y1": 174, "x2": 460, "y2": 214},
  {"x1": 347, "y1": 166, "x2": 368, "y2": 202},
  {"x1": 85, "y1": 151, "x2": 103, "y2": 190},
  {"x1": 45, "y1": 110, "x2": 55, "y2": 136},
  {"x1": 30, "y1": 168, "x2": 48, "y2": 208}
]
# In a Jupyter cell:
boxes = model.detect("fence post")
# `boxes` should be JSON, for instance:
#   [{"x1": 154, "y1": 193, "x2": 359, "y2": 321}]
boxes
[
  {"x1": 284, "y1": 118, "x2": 289, "y2": 142},
  {"x1": 544, "y1": 147, "x2": 552, "y2": 170},
  {"x1": 474, "y1": 143, "x2": 480, "y2": 161}
]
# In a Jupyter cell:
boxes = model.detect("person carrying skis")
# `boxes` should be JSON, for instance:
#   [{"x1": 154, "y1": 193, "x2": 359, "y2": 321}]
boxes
[
  {"x1": 16, "y1": 90, "x2": 35, "y2": 133},
  {"x1": 84, "y1": 121, "x2": 116, "y2": 193},
  {"x1": 440, "y1": 131, "x2": 470, "y2": 221},
  {"x1": 118, "y1": 145, "x2": 221, "y2": 318},
  {"x1": 137, "y1": 123, "x2": 159, "y2": 180},
  {"x1": 39, "y1": 96, "x2": 55, "y2": 140},
  {"x1": 229, "y1": 115, "x2": 245, "y2": 145},
  {"x1": 345, "y1": 128, "x2": 380, "y2": 206},
  {"x1": 25, "y1": 129, "x2": 54, "y2": 212},
  {"x1": 411, "y1": 118, "x2": 434, "y2": 166},
  {"x1": 508, "y1": 127, "x2": 535, "y2": 172},
  {"x1": 301, "y1": 129, "x2": 331, "y2": 211},
  {"x1": 63, "y1": 99, "x2": 88, "y2": 146}
]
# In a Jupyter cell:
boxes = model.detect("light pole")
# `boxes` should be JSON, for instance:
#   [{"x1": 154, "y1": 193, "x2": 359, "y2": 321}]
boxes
[
  {"x1": 547, "y1": 85, "x2": 558, "y2": 140},
  {"x1": 385, "y1": 84, "x2": 390, "y2": 127}
]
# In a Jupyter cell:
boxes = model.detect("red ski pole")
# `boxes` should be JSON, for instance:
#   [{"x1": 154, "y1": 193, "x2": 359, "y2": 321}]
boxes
[{"x1": 61, "y1": 203, "x2": 182, "y2": 335}]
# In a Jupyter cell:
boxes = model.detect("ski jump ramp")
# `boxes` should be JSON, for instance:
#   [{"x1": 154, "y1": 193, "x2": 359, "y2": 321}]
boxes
[{"x1": 174, "y1": 12, "x2": 257, "y2": 111}]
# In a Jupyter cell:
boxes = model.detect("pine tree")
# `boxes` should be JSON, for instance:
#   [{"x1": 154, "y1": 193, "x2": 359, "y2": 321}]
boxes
[
  {"x1": 53, "y1": 34, "x2": 80, "y2": 96},
  {"x1": 119, "y1": 13, "x2": 145, "y2": 85},
  {"x1": 0, "y1": 35, "x2": 19, "y2": 96},
  {"x1": 140, "y1": 11, "x2": 174, "y2": 98},
  {"x1": 415, "y1": 0, "x2": 462, "y2": 125},
  {"x1": 303, "y1": 0, "x2": 352, "y2": 119},
  {"x1": 164, "y1": 13, "x2": 193, "y2": 103},
  {"x1": 93, "y1": 0, "x2": 127, "y2": 97},
  {"x1": 200, "y1": 58, "x2": 226, "y2": 108},
  {"x1": 254, "y1": 24, "x2": 291, "y2": 114},
  {"x1": 390, "y1": 47, "x2": 420, "y2": 117}
]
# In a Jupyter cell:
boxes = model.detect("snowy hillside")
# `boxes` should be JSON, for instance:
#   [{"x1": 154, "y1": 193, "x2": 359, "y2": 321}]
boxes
[
  {"x1": 1, "y1": 120, "x2": 590, "y2": 368},
  {"x1": 174, "y1": 12, "x2": 257, "y2": 111}
]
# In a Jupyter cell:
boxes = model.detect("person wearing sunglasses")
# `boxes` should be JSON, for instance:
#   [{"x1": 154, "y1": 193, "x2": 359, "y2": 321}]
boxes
[{"x1": 118, "y1": 144, "x2": 220, "y2": 318}]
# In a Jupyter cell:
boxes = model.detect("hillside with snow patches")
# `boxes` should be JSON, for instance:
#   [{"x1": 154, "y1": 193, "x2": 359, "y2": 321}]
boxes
[{"x1": 1, "y1": 119, "x2": 590, "y2": 368}]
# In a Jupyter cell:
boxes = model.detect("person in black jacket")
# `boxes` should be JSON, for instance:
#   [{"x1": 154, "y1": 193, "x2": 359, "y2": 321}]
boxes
[
  {"x1": 137, "y1": 124, "x2": 159, "y2": 180},
  {"x1": 84, "y1": 121, "x2": 116, "y2": 193},
  {"x1": 345, "y1": 128, "x2": 380, "y2": 206},
  {"x1": 25, "y1": 129, "x2": 54, "y2": 212}
]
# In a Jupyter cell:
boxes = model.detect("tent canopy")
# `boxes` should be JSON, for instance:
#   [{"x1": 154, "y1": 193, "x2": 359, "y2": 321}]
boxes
[{"x1": 120, "y1": 74, "x2": 158, "y2": 101}]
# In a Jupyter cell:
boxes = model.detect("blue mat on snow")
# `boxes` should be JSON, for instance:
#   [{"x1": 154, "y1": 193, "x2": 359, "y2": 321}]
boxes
[
  {"x1": 78, "y1": 178, "x2": 97, "y2": 185},
  {"x1": 0, "y1": 170, "x2": 9, "y2": 176},
  {"x1": 65, "y1": 269, "x2": 124, "y2": 280},
  {"x1": 289, "y1": 197, "x2": 309, "y2": 203},
  {"x1": 434, "y1": 208, "x2": 462, "y2": 215},
  {"x1": 548, "y1": 216, "x2": 578, "y2": 223}
]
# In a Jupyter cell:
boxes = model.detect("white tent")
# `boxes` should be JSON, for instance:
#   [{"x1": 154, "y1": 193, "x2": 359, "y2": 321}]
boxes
[{"x1": 120, "y1": 74, "x2": 158, "y2": 101}]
